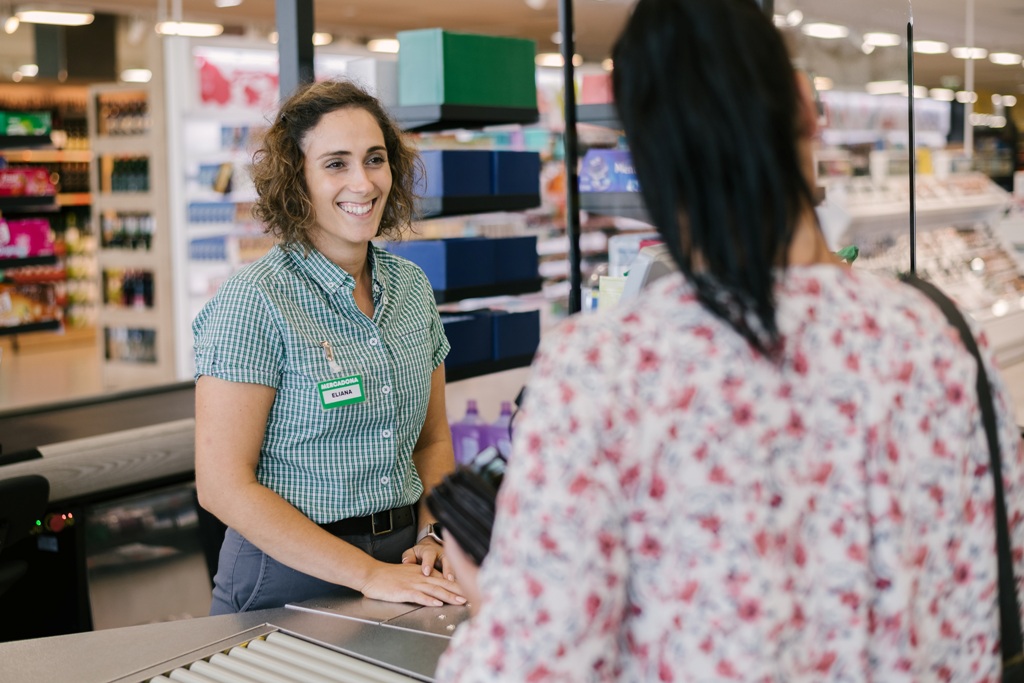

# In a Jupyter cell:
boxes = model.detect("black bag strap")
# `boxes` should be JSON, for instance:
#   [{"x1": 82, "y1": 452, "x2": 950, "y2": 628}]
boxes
[{"x1": 901, "y1": 273, "x2": 1023, "y2": 666}]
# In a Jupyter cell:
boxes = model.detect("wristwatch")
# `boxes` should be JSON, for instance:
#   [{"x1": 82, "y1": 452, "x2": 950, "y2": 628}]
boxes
[{"x1": 416, "y1": 522, "x2": 444, "y2": 545}]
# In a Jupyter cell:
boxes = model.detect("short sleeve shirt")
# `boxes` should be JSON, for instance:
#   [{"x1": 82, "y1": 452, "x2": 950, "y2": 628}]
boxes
[{"x1": 192, "y1": 243, "x2": 449, "y2": 523}]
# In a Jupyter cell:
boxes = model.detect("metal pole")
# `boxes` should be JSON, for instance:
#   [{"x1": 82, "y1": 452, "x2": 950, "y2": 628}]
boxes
[
  {"x1": 276, "y1": 0, "x2": 315, "y2": 100},
  {"x1": 559, "y1": 0, "x2": 582, "y2": 315},
  {"x1": 908, "y1": 19, "x2": 917, "y2": 274},
  {"x1": 964, "y1": 0, "x2": 975, "y2": 159}
]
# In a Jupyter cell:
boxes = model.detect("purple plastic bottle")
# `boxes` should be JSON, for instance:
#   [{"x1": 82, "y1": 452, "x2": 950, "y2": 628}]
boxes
[
  {"x1": 450, "y1": 399, "x2": 485, "y2": 465},
  {"x1": 485, "y1": 400, "x2": 514, "y2": 458}
]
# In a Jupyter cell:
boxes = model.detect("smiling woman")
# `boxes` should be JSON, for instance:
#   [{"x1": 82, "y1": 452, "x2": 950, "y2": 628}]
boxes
[{"x1": 191, "y1": 79, "x2": 467, "y2": 615}]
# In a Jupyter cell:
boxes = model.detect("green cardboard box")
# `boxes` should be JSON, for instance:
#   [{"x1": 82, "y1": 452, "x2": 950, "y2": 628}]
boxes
[
  {"x1": 397, "y1": 29, "x2": 537, "y2": 109},
  {"x1": 4, "y1": 111, "x2": 51, "y2": 136}
]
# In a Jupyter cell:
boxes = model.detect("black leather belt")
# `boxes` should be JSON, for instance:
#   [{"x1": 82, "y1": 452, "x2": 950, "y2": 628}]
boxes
[{"x1": 319, "y1": 504, "x2": 415, "y2": 537}]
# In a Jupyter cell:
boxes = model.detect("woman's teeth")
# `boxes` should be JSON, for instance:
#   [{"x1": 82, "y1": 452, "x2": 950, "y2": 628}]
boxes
[{"x1": 339, "y1": 201, "x2": 372, "y2": 216}]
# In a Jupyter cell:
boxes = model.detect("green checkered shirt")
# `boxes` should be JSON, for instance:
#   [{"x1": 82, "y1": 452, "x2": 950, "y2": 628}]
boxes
[{"x1": 193, "y1": 243, "x2": 450, "y2": 523}]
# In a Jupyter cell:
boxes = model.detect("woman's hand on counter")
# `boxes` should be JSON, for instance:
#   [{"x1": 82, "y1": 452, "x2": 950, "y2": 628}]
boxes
[
  {"x1": 359, "y1": 560, "x2": 467, "y2": 607},
  {"x1": 402, "y1": 538, "x2": 451, "y2": 580}
]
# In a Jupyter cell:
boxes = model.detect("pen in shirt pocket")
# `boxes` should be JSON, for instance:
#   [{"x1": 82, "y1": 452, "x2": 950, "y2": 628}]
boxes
[{"x1": 319, "y1": 340, "x2": 345, "y2": 373}]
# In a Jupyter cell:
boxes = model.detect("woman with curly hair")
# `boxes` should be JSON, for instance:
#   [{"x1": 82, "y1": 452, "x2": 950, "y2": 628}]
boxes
[{"x1": 192, "y1": 79, "x2": 465, "y2": 614}]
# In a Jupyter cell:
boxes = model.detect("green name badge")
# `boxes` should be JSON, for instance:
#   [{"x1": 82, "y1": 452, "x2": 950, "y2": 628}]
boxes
[{"x1": 318, "y1": 374, "x2": 366, "y2": 409}]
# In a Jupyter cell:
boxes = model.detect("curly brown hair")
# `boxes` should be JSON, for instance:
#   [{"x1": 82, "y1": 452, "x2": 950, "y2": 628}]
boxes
[{"x1": 250, "y1": 79, "x2": 419, "y2": 250}]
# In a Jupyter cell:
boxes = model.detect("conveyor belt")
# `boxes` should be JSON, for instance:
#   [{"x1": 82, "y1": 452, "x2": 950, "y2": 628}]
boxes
[
  {"x1": 149, "y1": 631, "x2": 419, "y2": 683},
  {"x1": 0, "y1": 381, "x2": 195, "y2": 457}
]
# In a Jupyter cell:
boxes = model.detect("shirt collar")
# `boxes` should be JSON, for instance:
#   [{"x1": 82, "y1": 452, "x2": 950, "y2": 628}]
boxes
[{"x1": 284, "y1": 243, "x2": 387, "y2": 300}]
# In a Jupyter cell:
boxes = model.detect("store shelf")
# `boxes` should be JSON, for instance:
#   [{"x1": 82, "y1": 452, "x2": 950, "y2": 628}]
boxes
[
  {"x1": 97, "y1": 250, "x2": 159, "y2": 269},
  {"x1": 577, "y1": 104, "x2": 621, "y2": 130},
  {"x1": 90, "y1": 133, "x2": 156, "y2": 155},
  {"x1": 98, "y1": 306, "x2": 160, "y2": 328},
  {"x1": 0, "y1": 320, "x2": 62, "y2": 336},
  {"x1": 0, "y1": 195, "x2": 59, "y2": 211},
  {"x1": 580, "y1": 192, "x2": 651, "y2": 223},
  {"x1": 0, "y1": 255, "x2": 59, "y2": 269},
  {"x1": 92, "y1": 192, "x2": 154, "y2": 212},
  {"x1": 0, "y1": 149, "x2": 92, "y2": 163},
  {"x1": 432, "y1": 278, "x2": 544, "y2": 304},
  {"x1": 394, "y1": 104, "x2": 539, "y2": 132},
  {"x1": 57, "y1": 193, "x2": 92, "y2": 207},
  {"x1": 0, "y1": 135, "x2": 52, "y2": 150},
  {"x1": 417, "y1": 194, "x2": 541, "y2": 219},
  {"x1": 446, "y1": 353, "x2": 534, "y2": 382}
]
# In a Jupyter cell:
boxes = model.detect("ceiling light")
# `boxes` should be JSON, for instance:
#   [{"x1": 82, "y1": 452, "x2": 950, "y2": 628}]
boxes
[
  {"x1": 214, "y1": 0, "x2": 242, "y2": 6},
  {"x1": 861, "y1": 43, "x2": 875, "y2": 55},
  {"x1": 786, "y1": 10, "x2": 803, "y2": 27},
  {"x1": 951, "y1": 46, "x2": 987, "y2": 60},
  {"x1": 772, "y1": 14, "x2": 787, "y2": 28},
  {"x1": 913, "y1": 40, "x2": 949, "y2": 55},
  {"x1": 312, "y1": 32, "x2": 332, "y2": 46},
  {"x1": 155, "y1": 21, "x2": 223, "y2": 37},
  {"x1": 601, "y1": 58, "x2": 613, "y2": 72},
  {"x1": 865, "y1": 80, "x2": 906, "y2": 95},
  {"x1": 551, "y1": 31, "x2": 561, "y2": 45},
  {"x1": 534, "y1": 53, "x2": 582, "y2": 68},
  {"x1": 912, "y1": 85, "x2": 928, "y2": 99},
  {"x1": 15, "y1": 9, "x2": 94, "y2": 26},
  {"x1": 863, "y1": 32, "x2": 901, "y2": 47},
  {"x1": 929, "y1": 88, "x2": 955, "y2": 102},
  {"x1": 367, "y1": 38, "x2": 399, "y2": 54},
  {"x1": 955, "y1": 90, "x2": 977, "y2": 104},
  {"x1": 801, "y1": 22, "x2": 849, "y2": 40},
  {"x1": 813, "y1": 76, "x2": 833, "y2": 91},
  {"x1": 1005, "y1": 95, "x2": 1018, "y2": 107},
  {"x1": 120, "y1": 68, "x2": 151, "y2": 83},
  {"x1": 990, "y1": 52, "x2": 1023, "y2": 66},
  {"x1": 2, "y1": 14, "x2": 18, "y2": 33},
  {"x1": 993, "y1": 94, "x2": 1004, "y2": 106},
  {"x1": 17, "y1": 63, "x2": 37, "y2": 77}
]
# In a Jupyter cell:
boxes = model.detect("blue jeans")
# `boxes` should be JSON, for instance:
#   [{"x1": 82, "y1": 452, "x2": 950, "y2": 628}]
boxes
[{"x1": 209, "y1": 523, "x2": 416, "y2": 615}]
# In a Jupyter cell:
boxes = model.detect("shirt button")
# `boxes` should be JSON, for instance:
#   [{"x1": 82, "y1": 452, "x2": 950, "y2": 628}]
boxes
[
  {"x1": 381, "y1": 476, "x2": 390, "y2": 485},
  {"x1": 381, "y1": 385, "x2": 391, "y2": 395},
  {"x1": 382, "y1": 429, "x2": 392, "y2": 438},
  {"x1": 327, "y1": 282, "x2": 337, "y2": 290},
  {"x1": 369, "y1": 338, "x2": 379, "y2": 346}
]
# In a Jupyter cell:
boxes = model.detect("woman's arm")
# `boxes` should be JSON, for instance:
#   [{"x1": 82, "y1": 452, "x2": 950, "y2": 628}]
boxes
[
  {"x1": 194, "y1": 374, "x2": 464, "y2": 606},
  {"x1": 403, "y1": 363, "x2": 457, "y2": 579}
]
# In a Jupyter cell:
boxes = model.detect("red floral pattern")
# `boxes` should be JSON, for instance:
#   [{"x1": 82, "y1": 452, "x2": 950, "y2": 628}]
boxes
[{"x1": 436, "y1": 266, "x2": 1024, "y2": 682}]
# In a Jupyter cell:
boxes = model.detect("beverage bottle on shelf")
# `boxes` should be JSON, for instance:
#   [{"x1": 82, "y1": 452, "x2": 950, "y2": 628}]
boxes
[
  {"x1": 450, "y1": 399, "x2": 485, "y2": 466},
  {"x1": 484, "y1": 400, "x2": 514, "y2": 458}
]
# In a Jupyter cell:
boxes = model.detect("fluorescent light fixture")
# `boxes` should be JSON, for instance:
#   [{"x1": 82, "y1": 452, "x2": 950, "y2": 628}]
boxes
[
  {"x1": 214, "y1": 0, "x2": 242, "y2": 6},
  {"x1": 15, "y1": 9, "x2": 93, "y2": 26},
  {"x1": 912, "y1": 85, "x2": 928, "y2": 99},
  {"x1": 601, "y1": 58, "x2": 613, "y2": 72},
  {"x1": 861, "y1": 43, "x2": 875, "y2": 55},
  {"x1": 863, "y1": 32, "x2": 901, "y2": 47},
  {"x1": 865, "y1": 80, "x2": 905, "y2": 95},
  {"x1": 813, "y1": 76, "x2": 833, "y2": 91},
  {"x1": 534, "y1": 53, "x2": 582, "y2": 68},
  {"x1": 551, "y1": 31, "x2": 561, "y2": 44},
  {"x1": 772, "y1": 14, "x2": 787, "y2": 27},
  {"x1": 913, "y1": 40, "x2": 948, "y2": 55},
  {"x1": 120, "y1": 68, "x2": 151, "y2": 83},
  {"x1": 786, "y1": 10, "x2": 803, "y2": 27},
  {"x1": 155, "y1": 21, "x2": 223, "y2": 37},
  {"x1": 929, "y1": 88, "x2": 955, "y2": 101},
  {"x1": 1005, "y1": 95, "x2": 1018, "y2": 107},
  {"x1": 990, "y1": 52, "x2": 1023, "y2": 66},
  {"x1": 801, "y1": 22, "x2": 849, "y2": 40},
  {"x1": 3, "y1": 15, "x2": 18, "y2": 33},
  {"x1": 955, "y1": 90, "x2": 977, "y2": 104},
  {"x1": 367, "y1": 38, "x2": 399, "y2": 54},
  {"x1": 993, "y1": 94, "x2": 1004, "y2": 106},
  {"x1": 17, "y1": 63, "x2": 38, "y2": 77},
  {"x1": 991, "y1": 115, "x2": 1007, "y2": 128},
  {"x1": 952, "y1": 46, "x2": 988, "y2": 60},
  {"x1": 313, "y1": 32, "x2": 332, "y2": 46}
]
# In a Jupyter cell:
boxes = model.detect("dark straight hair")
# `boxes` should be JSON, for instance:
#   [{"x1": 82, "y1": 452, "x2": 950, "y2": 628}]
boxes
[{"x1": 612, "y1": 0, "x2": 815, "y2": 357}]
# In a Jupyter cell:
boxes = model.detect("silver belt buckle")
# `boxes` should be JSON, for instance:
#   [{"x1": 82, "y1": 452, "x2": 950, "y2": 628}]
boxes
[{"x1": 371, "y1": 509, "x2": 393, "y2": 536}]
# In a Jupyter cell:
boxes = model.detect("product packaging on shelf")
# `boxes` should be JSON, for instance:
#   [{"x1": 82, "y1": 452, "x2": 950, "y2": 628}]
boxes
[
  {"x1": 579, "y1": 149, "x2": 639, "y2": 193},
  {"x1": 0, "y1": 168, "x2": 57, "y2": 198},
  {"x1": 0, "y1": 217, "x2": 55, "y2": 259},
  {"x1": 417, "y1": 150, "x2": 492, "y2": 197},
  {"x1": 0, "y1": 283, "x2": 62, "y2": 327},
  {"x1": 397, "y1": 29, "x2": 537, "y2": 109},
  {"x1": 2, "y1": 111, "x2": 52, "y2": 137},
  {"x1": 385, "y1": 235, "x2": 538, "y2": 292}
]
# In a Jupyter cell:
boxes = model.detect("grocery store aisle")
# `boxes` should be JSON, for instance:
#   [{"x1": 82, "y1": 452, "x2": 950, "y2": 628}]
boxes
[{"x1": 0, "y1": 334, "x2": 103, "y2": 412}]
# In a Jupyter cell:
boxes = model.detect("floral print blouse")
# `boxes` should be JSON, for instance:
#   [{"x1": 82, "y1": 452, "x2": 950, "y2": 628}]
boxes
[{"x1": 436, "y1": 265, "x2": 1024, "y2": 683}]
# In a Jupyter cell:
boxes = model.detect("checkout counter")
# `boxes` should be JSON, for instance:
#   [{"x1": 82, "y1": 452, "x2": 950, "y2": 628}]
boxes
[{"x1": 0, "y1": 382, "x2": 461, "y2": 682}]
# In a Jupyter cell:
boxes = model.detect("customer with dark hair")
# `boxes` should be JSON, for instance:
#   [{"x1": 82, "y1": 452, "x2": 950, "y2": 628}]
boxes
[
  {"x1": 193, "y1": 79, "x2": 465, "y2": 614},
  {"x1": 435, "y1": 0, "x2": 1023, "y2": 680}
]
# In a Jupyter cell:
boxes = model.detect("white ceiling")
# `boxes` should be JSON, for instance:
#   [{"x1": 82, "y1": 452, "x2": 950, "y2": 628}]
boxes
[{"x1": 0, "y1": 0, "x2": 1021, "y2": 96}]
